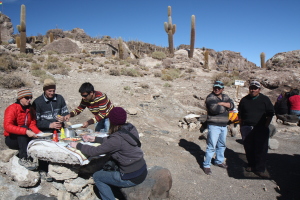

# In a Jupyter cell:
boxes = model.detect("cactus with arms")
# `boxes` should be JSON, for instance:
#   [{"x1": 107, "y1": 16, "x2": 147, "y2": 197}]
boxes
[
  {"x1": 189, "y1": 15, "x2": 196, "y2": 58},
  {"x1": 17, "y1": 4, "x2": 26, "y2": 53},
  {"x1": 260, "y1": 52, "x2": 266, "y2": 68},
  {"x1": 164, "y1": 6, "x2": 176, "y2": 57}
]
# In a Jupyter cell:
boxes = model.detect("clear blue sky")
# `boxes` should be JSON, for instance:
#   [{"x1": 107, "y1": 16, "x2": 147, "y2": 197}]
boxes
[{"x1": 1, "y1": 0, "x2": 299, "y2": 66}]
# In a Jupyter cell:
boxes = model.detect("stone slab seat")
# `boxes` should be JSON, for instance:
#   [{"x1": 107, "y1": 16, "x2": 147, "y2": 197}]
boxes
[{"x1": 121, "y1": 166, "x2": 172, "y2": 200}]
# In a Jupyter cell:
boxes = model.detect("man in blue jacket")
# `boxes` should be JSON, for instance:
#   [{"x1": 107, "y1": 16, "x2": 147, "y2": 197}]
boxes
[{"x1": 203, "y1": 81, "x2": 234, "y2": 175}]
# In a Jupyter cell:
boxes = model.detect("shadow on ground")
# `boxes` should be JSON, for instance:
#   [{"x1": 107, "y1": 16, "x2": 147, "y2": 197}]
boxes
[
  {"x1": 178, "y1": 139, "x2": 205, "y2": 168},
  {"x1": 226, "y1": 139, "x2": 300, "y2": 200}
]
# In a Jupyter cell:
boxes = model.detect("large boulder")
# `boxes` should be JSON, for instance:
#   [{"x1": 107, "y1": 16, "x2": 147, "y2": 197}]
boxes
[
  {"x1": 7, "y1": 156, "x2": 40, "y2": 187},
  {"x1": 0, "y1": 14, "x2": 14, "y2": 43},
  {"x1": 121, "y1": 166, "x2": 172, "y2": 200},
  {"x1": 43, "y1": 38, "x2": 81, "y2": 54}
]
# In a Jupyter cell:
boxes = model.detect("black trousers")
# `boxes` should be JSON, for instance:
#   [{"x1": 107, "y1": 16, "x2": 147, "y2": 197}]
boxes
[
  {"x1": 243, "y1": 126, "x2": 269, "y2": 172},
  {"x1": 5, "y1": 134, "x2": 32, "y2": 159}
]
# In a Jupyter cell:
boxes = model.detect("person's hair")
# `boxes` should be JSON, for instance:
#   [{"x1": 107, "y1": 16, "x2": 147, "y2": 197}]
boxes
[
  {"x1": 15, "y1": 99, "x2": 36, "y2": 119},
  {"x1": 108, "y1": 123, "x2": 122, "y2": 134},
  {"x1": 79, "y1": 82, "x2": 94, "y2": 94},
  {"x1": 290, "y1": 89, "x2": 299, "y2": 96}
]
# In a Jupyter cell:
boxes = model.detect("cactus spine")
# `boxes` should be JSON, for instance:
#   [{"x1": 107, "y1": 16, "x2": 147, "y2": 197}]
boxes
[
  {"x1": 189, "y1": 15, "x2": 196, "y2": 58},
  {"x1": 17, "y1": 4, "x2": 26, "y2": 53},
  {"x1": 204, "y1": 50, "x2": 209, "y2": 69},
  {"x1": 164, "y1": 6, "x2": 176, "y2": 57},
  {"x1": 49, "y1": 32, "x2": 54, "y2": 43},
  {"x1": 260, "y1": 52, "x2": 266, "y2": 68},
  {"x1": 118, "y1": 37, "x2": 124, "y2": 59}
]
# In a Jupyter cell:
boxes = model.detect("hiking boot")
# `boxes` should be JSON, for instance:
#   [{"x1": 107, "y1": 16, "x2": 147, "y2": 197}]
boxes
[
  {"x1": 203, "y1": 167, "x2": 212, "y2": 175},
  {"x1": 254, "y1": 171, "x2": 270, "y2": 179},
  {"x1": 216, "y1": 163, "x2": 228, "y2": 169},
  {"x1": 18, "y1": 157, "x2": 38, "y2": 171},
  {"x1": 39, "y1": 171, "x2": 53, "y2": 182}
]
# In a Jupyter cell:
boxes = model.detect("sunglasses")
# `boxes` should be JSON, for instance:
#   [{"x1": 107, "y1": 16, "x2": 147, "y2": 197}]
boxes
[
  {"x1": 81, "y1": 93, "x2": 89, "y2": 97},
  {"x1": 249, "y1": 87, "x2": 259, "y2": 90},
  {"x1": 213, "y1": 87, "x2": 223, "y2": 90},
  {"x1": 24, "y1": 96, "x2": 33, "y2": 100}
]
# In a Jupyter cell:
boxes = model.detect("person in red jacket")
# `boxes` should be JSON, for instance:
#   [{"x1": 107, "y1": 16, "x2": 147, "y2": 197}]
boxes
[
  {"x1": 3, "y1": 88, "x2": 42, "y2": 170},
  {"x1": 289, "y1": 89, "x2": 300, "y2": 119}
]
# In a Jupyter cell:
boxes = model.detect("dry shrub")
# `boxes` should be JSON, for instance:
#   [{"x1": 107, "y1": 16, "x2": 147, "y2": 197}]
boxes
[
  {"x1": 0, "y1": 54, "x2": 19, "y2": 72},
  {"x1": 154, "y1": 72, "x2": 162, "y2": 77},
  {"x1": 121, "y1": 68, "x2": 141, "y2": 77},
  {"x1": 47, "y1": 56, "x2": 59, "y2": 63},
  {"x1": 161, "y1": 68, "x2": 181, "y2": 81},
  {"x1": 185, "y1": 68, "x2": 195, "y2": 73},
  {"x1": 31, "y1": 63, "x2": 42, "y2": 70},
  {"x1": 31, "y1": 69, "x2": 54, "y2": 81},
  {"x1": 0, "y1": 75, "x2": 27, "y2": 88},
  {"x1": 109, "y1": 69, "x2": 121, "y2": 76},
  {"x1": 152, "y1": 51, "x2": 166, "y2": 60},
  {"x1": 140, "y1": 83, "x2": 149, "y2": 89},
  {"x1": 37, "y1": 56, "x2": 45, "y2": 62},
  {"x1": 126, "y1": 58, "x2": 139, "y2": 65},
  {"x1": 212, "y1": 71, "x2": 241, "y2": 86},
  {"x1": 44, "y1": 62, "x2": 69, "y2": 75}
]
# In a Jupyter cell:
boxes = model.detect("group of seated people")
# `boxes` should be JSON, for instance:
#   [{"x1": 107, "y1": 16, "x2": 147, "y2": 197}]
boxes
[
  {"x1": 274, "y1": 88, "x2": 300, "y2": 123},
  {"x1": 3, "y1": 79, "x2": 147, "y2": 200}
]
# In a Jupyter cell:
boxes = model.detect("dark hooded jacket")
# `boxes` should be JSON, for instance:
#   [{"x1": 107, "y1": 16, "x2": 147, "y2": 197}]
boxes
[{"x1": 77, "y1": 123, "x2": 145, "y2": 174}]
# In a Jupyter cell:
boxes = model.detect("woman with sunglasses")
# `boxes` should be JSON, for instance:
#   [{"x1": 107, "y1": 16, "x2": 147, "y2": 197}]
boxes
[{"x1": 3, "y1": 88, "x2": 42, "y2": 170}]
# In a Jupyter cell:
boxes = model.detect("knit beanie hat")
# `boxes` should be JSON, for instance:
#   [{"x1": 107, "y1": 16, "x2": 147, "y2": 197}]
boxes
[
  {"x1": 17, "y1": 88, "x2": 32, "y2": 100},
  {"x1": 108, "y1": 107, "x2": 127, "y2": 125},
  {"x1": 43, "y1": 79, "x2": 56, "y2": 91}
]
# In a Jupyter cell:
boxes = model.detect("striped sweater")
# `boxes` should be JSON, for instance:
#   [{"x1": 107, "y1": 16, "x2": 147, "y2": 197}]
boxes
[{"x1": 70, "y1": 91, "x2": 114, "y2": 125}]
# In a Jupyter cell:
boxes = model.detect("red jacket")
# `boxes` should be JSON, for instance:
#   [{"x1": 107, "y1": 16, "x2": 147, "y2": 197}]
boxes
[
  {"x1": 289, "y1": 95, "x2": 300, "y2": 111},
  {"x1": 3, "y1": 103, "x2": 40, "y2": 137}
]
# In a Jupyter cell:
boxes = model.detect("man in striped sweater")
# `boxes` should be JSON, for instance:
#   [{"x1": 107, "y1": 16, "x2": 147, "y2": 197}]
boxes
[
  {"x1": 66, "y1": 82, "x2": 114, "y2": 132},
  {"x1": 203, "y1": 81, "x2": 234, "y2": 175}
]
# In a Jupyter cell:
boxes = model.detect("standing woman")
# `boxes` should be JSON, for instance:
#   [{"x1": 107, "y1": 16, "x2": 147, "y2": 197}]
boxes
[
  {"x1": 70, "y1": 107, "x2": 147, "y2": 200},
  {"x1": 3, "y1": 88, "x2": 41, "y2": 170}
]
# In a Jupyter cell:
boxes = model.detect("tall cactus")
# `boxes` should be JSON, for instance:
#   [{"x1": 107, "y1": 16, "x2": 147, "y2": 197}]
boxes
[
  {"x1": 17, "y1": 4, "x2": 26, "y2": 53},
  {"x1": 164, "y1": 6, "x2": 176, "y2": 57},
  {"x1": 189, "y1": 15, "x2": 196, "y2": 58},
  {"x1": 49, "y1": 32, "x2": 54, "y2": 43},
  {"x1": 118, "y1": 37, "x2": 124, "y2": 59},
  {"x1": 260, "y1": 52, "x2": 266, "y2": 68},
  {"x1": 16, "y1": 36, "x2": 21, "y2": 48},
  {"x1": 204, "y1": 50, "x2": 209, "y2": 69}
]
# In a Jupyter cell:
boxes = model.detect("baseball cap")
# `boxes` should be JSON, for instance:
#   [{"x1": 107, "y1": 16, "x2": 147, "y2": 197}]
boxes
[
  {"x1": 213, "y1": 81, "x2": 224, "y2": 89},
  {"x1": 249, "y1": 81, "x2": 261, "y2": 88}
]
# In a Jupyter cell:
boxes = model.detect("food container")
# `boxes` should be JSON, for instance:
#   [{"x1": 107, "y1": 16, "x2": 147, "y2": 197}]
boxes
[
  {"x1": 61, "y1": 138, "x2": 82, "y2": 143},
  {"x1": 65, "y1": 128, "x2": 76, "y2": 138}
]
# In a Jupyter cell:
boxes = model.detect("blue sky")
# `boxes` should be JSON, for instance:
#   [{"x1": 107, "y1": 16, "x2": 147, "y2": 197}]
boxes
[{"x1": 1, "y1": 0, "x2": 299, "y2": 66}]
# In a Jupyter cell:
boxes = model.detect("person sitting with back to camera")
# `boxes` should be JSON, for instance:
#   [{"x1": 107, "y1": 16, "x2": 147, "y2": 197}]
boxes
[
  {"x1": 3, "y1": 88, "x2": 42, "y2": 170},
  {"x1": 70, "y1": 107, "x2": 147, "y2": 200}
]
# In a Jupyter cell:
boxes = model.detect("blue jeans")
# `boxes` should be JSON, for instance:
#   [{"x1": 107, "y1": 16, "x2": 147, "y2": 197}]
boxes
[
  {"x1": 95, "y1": 118, "x2": 110, "y2": 132},
  {"x1": 93, "y1": 169, "x2": 137, "y2": 200},
  {"x1": 203, "y1": 125, "x2": 227, "y2": 168},
  {"x1": 290, "y1": 110, "x2": 300, "y2": 119}
]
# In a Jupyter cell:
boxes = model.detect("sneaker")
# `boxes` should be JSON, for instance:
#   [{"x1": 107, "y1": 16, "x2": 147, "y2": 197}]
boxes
[
  {"x1": 18, "y1": 158, "x2": 38, "y2": 171},
  {"x1": 39, "y1": 171, "x2": 53, "y2": 182},
  {"x1": 203, "y1": 167, "x2": 212, "y2": 175},
  {"x1": 216, "y1": 163, "x2": 228, "y2": 169}
]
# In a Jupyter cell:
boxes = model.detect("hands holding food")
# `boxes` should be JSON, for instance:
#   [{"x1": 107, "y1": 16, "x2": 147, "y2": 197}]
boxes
[
  {"x1": 69, "y1": 142, "x2": 77, "y2": 148},
  {"x1": 26, "y1": 130, "x2": 38, "y2": 138},
  {"x1": 82, "y1": 135, "x2": 96, "y2": 142},
  {"x1": 50, "y1": 122, "x2": 62, "y2": 129}
]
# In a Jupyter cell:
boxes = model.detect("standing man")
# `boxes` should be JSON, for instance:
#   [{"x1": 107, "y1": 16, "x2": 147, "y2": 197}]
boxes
[
  {"x1": 238, "y1": 81, "x2": 274, "y2": 178},
  {"x1": 33, "y1": 79, "x2": 69, "y2": 133},
  {"x1": 203, "y1": 81, "x2": 234, "y2": 175},
  {"x1": 67, "y1": 82, "x2": 114, "y2": 132}
]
